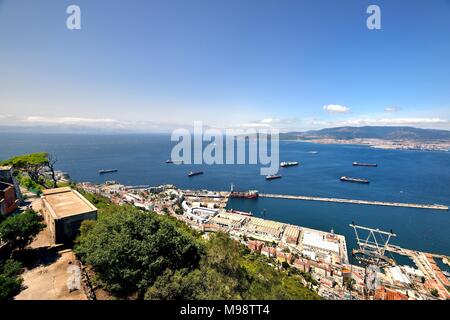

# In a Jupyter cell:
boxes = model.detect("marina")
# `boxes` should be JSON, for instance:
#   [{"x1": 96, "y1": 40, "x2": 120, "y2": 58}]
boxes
[{"x1": 77, "y1": 180, "x2": 450, "y2": 300}]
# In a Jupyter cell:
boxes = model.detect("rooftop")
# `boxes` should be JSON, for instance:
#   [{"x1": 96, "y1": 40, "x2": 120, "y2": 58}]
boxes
[
  {"x1": 302, "y1": 230, "x2": 340, "y2": 254},
  {"x1": 246, "y1": 217, "x2": 284, "y2": 237},
  {"x1": 42, "y1": 187, "x2": 97, "y2": 219},
  {"x1": 284, "y1": 225, "x2": 301, "y2": 239}
]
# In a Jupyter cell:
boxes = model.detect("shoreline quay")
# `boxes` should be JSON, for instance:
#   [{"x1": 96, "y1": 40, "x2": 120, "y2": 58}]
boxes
[{"x1": 258, "y1": 193, "x2": 449, "y2": 211}]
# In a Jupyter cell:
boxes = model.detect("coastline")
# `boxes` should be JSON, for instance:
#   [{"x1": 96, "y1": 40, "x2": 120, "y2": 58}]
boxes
[{"x1": 283, "y1": 138, "x2": 450, "y2": 152}]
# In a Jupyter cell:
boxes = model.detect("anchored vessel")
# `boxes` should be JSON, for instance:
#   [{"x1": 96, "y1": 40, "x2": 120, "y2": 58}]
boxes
[
  {"x1": 340, "y1": 176, "x2": 369, "y2": 184},
  {"x1": 352, "y1": 162, "x2": 378, "y2": 167},
  {"x1": 230, "y1": 190, "x2": 259, "y2": 199},
  {"x1": 166, "y1": 159, "x2": 183, "y2": 164},
  {"x1": 266, "y1": 174, "x2": 282, "y2": 180},
  {"x1": 98, "y1": 169, "x2": 118, "y2": 174},
  {"x1": 188, "y1": 171, "x2": 204, "y2": 177},
  {"x1": 280, "y1": 161, "x2": 299, "y2": 167}
]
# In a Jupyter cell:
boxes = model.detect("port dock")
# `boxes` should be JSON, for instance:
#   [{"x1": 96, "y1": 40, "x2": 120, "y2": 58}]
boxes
[{"x1": 259, "y1": 193, "x2": 449, "y2": 211}]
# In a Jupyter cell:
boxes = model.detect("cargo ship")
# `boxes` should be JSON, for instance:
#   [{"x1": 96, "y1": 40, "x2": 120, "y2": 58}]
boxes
[
  {"x1": 98, "y1": 169, "x2": 118, "y2": 174},
  {"x1": 266, "y1": 174, "x2": 282, "y2": 180},
  {"x1": 166, "y1": 159, "x2": 183, "y2": 164},
  {"x1": 280, "y1": 161, "x2": 299, "y2": 167},
  {"x1": 188, "y1": 171, "x2": 203, "y2": 177},
  {"x1": 228, "y1": 209, "x2": 253, "y2": 217},
  {"x1": 352, "y1": 162, "x2": 378, "y2": 167},
  {"x1": 340, "y1": 176, "x2": 369, "y2": 184},
  {"x1": 230, "y1": 190, "x2": 259, "y2": 199}
]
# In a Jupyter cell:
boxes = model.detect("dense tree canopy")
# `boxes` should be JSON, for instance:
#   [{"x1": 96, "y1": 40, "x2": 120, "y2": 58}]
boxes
[
  {"x1": 0, "y1": 259, "x2": 22, "y2": 300},
  {"x1": 0, "y1": 210, "x2": 43, "y2": 300},
  {"x1": 1, "y1": 152, "x2": 58, "y2": 188},
  {"x1": 0, "y1": 210, "x2": 44, "y2": 251},
  {"x1": 75, "y1": 196, "x2": 320, "y2": 300},
  {"x1": 75, "y1": 205, "x2": 203, "y2": 297},
  {"x1": 145, "y1": 232, "x2": 320, "y2": 300}
]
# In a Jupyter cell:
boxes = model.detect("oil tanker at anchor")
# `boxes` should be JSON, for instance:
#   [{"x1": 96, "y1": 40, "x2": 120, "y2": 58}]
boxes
[
  {"x1": 340, "y1": 176, "x2": 370, "y2": 184},
  {"x1": 188, "y1": 171, "x2": 203, "y2": 177},
  {"x1": 266, "y1": 174, "x2": 282, "y2": 180},
  {"x1": 280, "y1": 161, "x2": 299, "y2": 168},
  {"x1": 352, "y1": 162, "x2": 378, "y2": 167},
  {"x1": 98, "y1": 169, "x2": 118, "y2": 174}
]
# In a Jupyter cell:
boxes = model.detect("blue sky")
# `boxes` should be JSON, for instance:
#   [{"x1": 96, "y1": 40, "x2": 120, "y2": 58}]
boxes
[{"x1": 1, "y1": 0, "x2": 450, "y2": 132}]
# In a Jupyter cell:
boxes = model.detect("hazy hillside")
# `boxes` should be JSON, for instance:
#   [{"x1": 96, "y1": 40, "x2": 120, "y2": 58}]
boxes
[{"x1": 280, "y1": 126, "x2": 450, "y2": 141}]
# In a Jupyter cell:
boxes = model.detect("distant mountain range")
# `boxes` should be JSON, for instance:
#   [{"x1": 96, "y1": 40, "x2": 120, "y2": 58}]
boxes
[{"x1": 280, "y1": 126, "x2": 450, "y2": 141}]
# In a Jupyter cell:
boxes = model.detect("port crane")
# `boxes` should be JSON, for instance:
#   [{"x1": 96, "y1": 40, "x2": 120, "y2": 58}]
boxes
[{"x1": 349, "y1": 223, "x2": 396, "y2": 297}]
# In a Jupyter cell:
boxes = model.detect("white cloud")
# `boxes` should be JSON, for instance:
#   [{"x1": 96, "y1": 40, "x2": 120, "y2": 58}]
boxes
[
  {"x1": 323, "y1": 104, "x2": 350, "y2": 114},
  {"x1": 260, "y1": 118, "x2": 277, "y2": 124},
  {"x1": 236, "y1": 117, "x2": 300, "y2": 129},
  {"x1": 22, "y1": 116, "x2": 118, "y2": 125},
  {"x1": 384, "y1": 107, "x2": 398, "y2": 113},
  {"x1": 338, "y1": 117, "x2": 447, "y2": 126},
  {"x1": 0, "y1": 115, "x2": 185, "y2": 133}
]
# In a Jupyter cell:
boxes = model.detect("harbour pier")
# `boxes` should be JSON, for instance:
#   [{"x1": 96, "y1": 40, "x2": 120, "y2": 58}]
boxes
[{"x1": 258, "y1": 193, "x2": 449, "y2": 211}]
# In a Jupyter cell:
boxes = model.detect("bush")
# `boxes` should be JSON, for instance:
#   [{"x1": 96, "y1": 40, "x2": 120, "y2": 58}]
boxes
[
  {"x1": 146, "y1": 232, "x2": 321, "y2": 300},
  {"x1": 75, "y1": 206, "x2": 203, "y2": 297},
  {"x1": 0, "y1": 259, "x2": 23, "y2": 300},
  {"x1": 0, "y1": 210, "x2": 44, "y2": 251}
]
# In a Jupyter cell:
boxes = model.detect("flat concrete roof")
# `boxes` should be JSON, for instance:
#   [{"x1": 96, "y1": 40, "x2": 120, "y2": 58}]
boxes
[{"x1": 42, "y1": 187, "x2": 97, "y2": 219}]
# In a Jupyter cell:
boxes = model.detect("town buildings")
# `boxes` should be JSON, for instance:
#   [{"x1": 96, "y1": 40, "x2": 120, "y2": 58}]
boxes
[
  {"x1": 0, "y1": 181, "x2": 19, "y2": 216},
  {"x1": 75, "y1": 181, "x2": 450, "y2": 300},
  {"x1": 0, "y1": 165, "x2": 22, "y2": 216}
]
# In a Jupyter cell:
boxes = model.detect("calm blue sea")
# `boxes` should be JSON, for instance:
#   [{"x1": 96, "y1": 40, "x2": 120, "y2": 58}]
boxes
[{"x1": 1, "y1": 133, "x2": 449, "y2": 261}]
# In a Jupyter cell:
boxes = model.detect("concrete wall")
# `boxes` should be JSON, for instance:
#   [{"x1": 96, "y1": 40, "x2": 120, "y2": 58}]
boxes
[
  {"x1": 0, "y1": 166, "x2": 23, "y2": 201},
  {"x1": 55, "y1": 211, "x2": 97, "y2": 244},
  {"x1": 41, "y1": 199, "x2": 97, "y2": 244}
]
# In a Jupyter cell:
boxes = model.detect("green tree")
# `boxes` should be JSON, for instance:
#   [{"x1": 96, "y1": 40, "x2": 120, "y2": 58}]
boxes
[
  {"x1": 75, "y1": 206, "x2": 202, "y2": 297},
  {"x1": 1, "y1": 152, "x2": 58, "y2": 188},
  {"x1": 0, "y1": 259, "x2": 23, "y2": 300},
  {"x1": 0, "y1": 275, "x2": 22, "y2": 300},
  {"x1": 430, "y1": 288, "x2": 439, "y2": 298},
  {"x1": 145, "y1": 232, "x2": 320, "y2": 300},
  {"x1": 0, "y1": 210, "x2": 44, "y2": 251}
]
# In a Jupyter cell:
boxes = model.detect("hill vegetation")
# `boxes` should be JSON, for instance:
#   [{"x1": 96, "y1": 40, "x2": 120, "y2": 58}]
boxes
[
  {"x1": 0, "y1": 210, "x2": 43, "y2": 300},
  {"x1": 280, "y1": 126, "x2": 450, "y2": 141},
  {"x1": 75, "y1": 194, "x2": 320, "y2": 300},
  {"x1": 0, "y1": 152, "x2": 58, "y2": 190}
]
